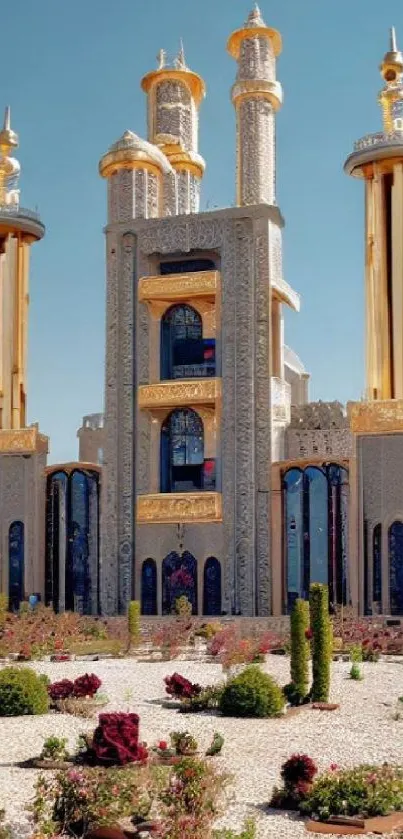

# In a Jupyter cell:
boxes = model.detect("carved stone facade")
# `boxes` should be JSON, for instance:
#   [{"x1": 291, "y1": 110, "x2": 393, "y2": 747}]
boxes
[
  {"x1": 101, "y1": 205, "x2": 286, "y2": 615},
  {"x1": 285, "y1": 401, "x2": 353, "y2": 461}
]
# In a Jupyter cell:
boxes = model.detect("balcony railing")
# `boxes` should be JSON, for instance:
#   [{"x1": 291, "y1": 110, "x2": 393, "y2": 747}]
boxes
[
  {"x1": 0, "y1": 205, "x2": 41, "y2": 222},
  {"x1": 353, "y1": 131, "x2": 403, "y2": 152},
  {"x1": 271, "y1": 377, "x2": 291, "y2": 424}
]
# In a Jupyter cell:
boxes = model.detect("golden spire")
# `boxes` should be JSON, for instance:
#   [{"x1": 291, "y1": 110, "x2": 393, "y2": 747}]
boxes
[
  {"x1": 379, "y1": 27, "x2": 403, "y2": 133},
  {"x1": 0, "y1": 106, "x2": 20, "y2": 207}
]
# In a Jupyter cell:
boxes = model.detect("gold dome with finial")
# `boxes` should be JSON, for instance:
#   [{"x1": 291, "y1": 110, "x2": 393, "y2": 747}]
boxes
[
  {"x1": 380, "y1": 27, "x2": 403, "y2": 82},
  {"x1": 0, "y1": 107, "x2": 21, "y2": 207},
  {"x1": 379, "y1": 28, "x2": 403, "y2": 133},
  {"x1": 227, "y1": 3, "x2": 282, "y2": 59}
]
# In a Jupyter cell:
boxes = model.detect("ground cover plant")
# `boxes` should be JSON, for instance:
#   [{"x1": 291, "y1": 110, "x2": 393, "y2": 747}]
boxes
[
  {"x1": 299, "y1": 763, "x2": 403, "y2": 820},
  {"x1": 48, "y1": 673, "x2": 102, "y2": 702},
  {"x1": 332, "y1": 608, "x2": 403, "y2": 657},
  {"x1": 207, "y1": 625, "x2": 284, "y2": 672},
  {"x1": 270, "y1": 754, "x2": 318, "y2": 809}
]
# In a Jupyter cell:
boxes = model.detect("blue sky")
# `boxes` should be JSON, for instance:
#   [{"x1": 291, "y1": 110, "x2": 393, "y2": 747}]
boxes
[{"x1": 4, "y1": 0, "x2": 403, "y2": 462}]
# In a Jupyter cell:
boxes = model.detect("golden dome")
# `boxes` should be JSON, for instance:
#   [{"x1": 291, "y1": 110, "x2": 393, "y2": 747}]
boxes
[
  {"x1": 380, "y1": 27, "x2": 403, "y2": 82},
  {"x1": 99, "y1": 130, "x2": 173, "y2": 178}
]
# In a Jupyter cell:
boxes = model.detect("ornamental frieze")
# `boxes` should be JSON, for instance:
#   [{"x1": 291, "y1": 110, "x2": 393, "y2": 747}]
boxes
[
  {"x1": 138, "y1": 270, "x2": 219, "y2": 303},
  {"x1": 138, "y1": 378, "x2": 221, "y2": 410},
  {"x1": 137, "y1": 491, "x2": 223, "y2": 523}
]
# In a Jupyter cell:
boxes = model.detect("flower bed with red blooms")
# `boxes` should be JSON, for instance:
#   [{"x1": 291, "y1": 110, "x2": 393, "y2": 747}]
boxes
[
  {"x1": 164, "y1": 673, "x2": 202, "y2": 700},
  {"x1": 85, "y1": 713, "x2": 149, "y2": 766},
  {"x1": 207, "y1": 625, "x2": 285, "y2": 670},
  {"x1": 332, "y1": 611, "x2": 403, "y2": 657},
  {"x1": 48, "y1": 673, "x2": 102, "y2": 703}
]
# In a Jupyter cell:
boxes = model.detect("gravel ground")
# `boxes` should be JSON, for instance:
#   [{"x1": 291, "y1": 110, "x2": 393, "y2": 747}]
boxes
[{"x1": 0, "y1": 657, "x2": 402, "y2": 838}]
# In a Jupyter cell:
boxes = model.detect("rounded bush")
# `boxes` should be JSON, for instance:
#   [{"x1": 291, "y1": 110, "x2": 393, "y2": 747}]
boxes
[
  {"x1": 219, "y1": 665, "x2": 284, "y2": 718},
  {"x1": 0, "y1": 666, "x2": 49, "y2": 716}
]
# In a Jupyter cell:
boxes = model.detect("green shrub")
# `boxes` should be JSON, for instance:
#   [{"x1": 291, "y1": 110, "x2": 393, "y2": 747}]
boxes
[
  {"x1": 349, "y1": 663, "x2": 363, "y2": 681},
  {"x1": 0, "y1": 666, "x2": 49, "y2": 716},
  {"x1": 310, "y1": 584, "x2": 331, "y2": 702},
  {"x1": 219, "y1": 665, "x2": 284, "y2": 718},
  {"x1": 300, "y1": 764, "x2": 403, "y2": 820},
  {"x1": 290, "y1": 599, "x2": 310, "y2": 702},
  {"x1": 349, "y1": 644, "x2": 363, "y2": 663},
  {"x1": 174, "y1": 595, "x2": 192, "y2": 618},
  {"x1": 128, "y1": 600, "x2": 141, "y2": 648},
  {"x1": 214, "y1": 819, "x2": 256, "y2": 839}
]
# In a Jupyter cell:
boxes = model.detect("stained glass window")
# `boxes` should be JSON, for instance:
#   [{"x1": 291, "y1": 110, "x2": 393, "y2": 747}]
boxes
[
  {"x1": 203, "y1": 557, "x2": 222, "y2": 615},
  {"x1": 161, "y1": 409, "x2": 205, "y2": 493},
  {"x1": 283, "y1": 468, "x2": 304, "y2": 611},
  {"x1": 305, "y1": 467, "x2": 328, "y2": 587},
  {"x1": 389, "y1": 521, "x2": 403, "y2": 615},
  {"x1": 162, "y1": 551, "x2": 197, "y2": 615},
  {"x1": 141, "y1": 559, "x2": 157, "y2": 615},
  {"x1": 9, "y1": 521, "x2": 24, "y2": 611},
  {"x1": 45, "y1": 472, "x2": 67, "y2": 611},
  {"x1": 373, "y1": 524, "x2": 382, "y2": 606}
]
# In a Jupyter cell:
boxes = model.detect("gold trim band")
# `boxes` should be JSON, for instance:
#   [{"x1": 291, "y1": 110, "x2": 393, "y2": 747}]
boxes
[{"x1": 137, "y1": 491, "x2": 222, "y2": 523}]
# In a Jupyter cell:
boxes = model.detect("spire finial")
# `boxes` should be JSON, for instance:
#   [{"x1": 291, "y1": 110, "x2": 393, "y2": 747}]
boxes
[
  {"x1": 3, "y1": 106, "x2": 10, "y2": 131},
  {"x1": 174, "y1": 39, "x2": 186, "y2": 69},
  {"x1": 157, "y1": 48, "x2": 166, "y2": 70},
  {"x1": 245, "y1": 3, "x2": 266, "y2": 27},
  {"x1": 390, "y1": 26, "x2": 398, "y2": 52}
]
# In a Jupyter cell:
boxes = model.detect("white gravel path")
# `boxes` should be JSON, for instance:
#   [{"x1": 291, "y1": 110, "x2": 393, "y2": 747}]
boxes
[{"x1": 0, "y1": 657, "x2": 402, "y2": 838}]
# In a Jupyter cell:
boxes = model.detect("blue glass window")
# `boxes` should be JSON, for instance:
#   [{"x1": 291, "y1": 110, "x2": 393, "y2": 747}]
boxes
[
  {"x1": 161, "y1": 304, "x2": 215, "y2": 380},
  {"x1": 9, "y1": 521, "x2": 24, "y2": 611},
  {"x1": 373, "y1": 524, "x2": 382, "y2": 605},
  {"x1": 161, "y1": 408, "x2": 206, "y2": 493},
  {"x1": 141, "y1": 559, "x2": 157, "y2": 615},
  {"x1": 283, "y1": 469, "x2": 304, "y2": 610},
  {"x1": 162, "y1": 551, "x2": 197, "y2": 615},
  {"x1": 389, "y1": 521, "x2": 403, "y2": 615},
  {"x1": 203, "y1": 557, "x2": 222, "y2": 615}
]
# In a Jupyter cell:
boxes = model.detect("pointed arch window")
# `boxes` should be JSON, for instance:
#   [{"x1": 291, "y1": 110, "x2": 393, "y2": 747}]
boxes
[
  {"x1": 9, "y1": 521, "x2": 24, "y2": 611},
  {"x1": 141, "y1": 559, "x2": 157, "y2": 615},
  {"x1": 162, "y1": 551, "x2": 197, "y2": 615},
  {"x1": 161, "y1": 408, "x2": 206, "y2": 493},
  {"x1": 373, "y1": 524, "x2": 382, "y2": 606},
  {"x1": 160, "y1": 304, "x2": 215, "y2": 379},
  {"x1": 203, "y1": 557, "x2": 222, "y2": 615},
  {"x1": 388, "y1": 520, "x2": 403, "y2": 615}
]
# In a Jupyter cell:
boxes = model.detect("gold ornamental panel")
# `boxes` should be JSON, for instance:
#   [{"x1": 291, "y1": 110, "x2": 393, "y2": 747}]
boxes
[
  {"x1": 137, "y1": 491, "x2": 222, "y2": 524},
  {"x1": 0, "y1": 427, "x2": 48, "y2": 454},
  {"x1": 348, "y1": 399, "x2": 403, "y2": 434},
  {"x1": 138, "y1": 270, "x2": 219, "y2": 305},
  {"x1": 138, "y1": 378, "x2": 221, "y2": 411}
]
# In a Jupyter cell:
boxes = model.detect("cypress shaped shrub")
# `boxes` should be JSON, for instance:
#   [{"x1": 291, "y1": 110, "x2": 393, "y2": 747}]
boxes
[
  {"x1": 290, "y1": 599, "x2": 310, "y2": 702},
  {"x1": 128, "y1": 601, "x2": 141, "y2": 648},
  {"x1": 309, "y1": 584, "x2": 332, "y2": 702}
]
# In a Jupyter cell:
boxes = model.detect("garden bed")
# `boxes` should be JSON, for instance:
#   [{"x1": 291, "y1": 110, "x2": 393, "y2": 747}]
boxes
[{"x1": 305, "y1": 812, "x2": 403, "y2": 834}]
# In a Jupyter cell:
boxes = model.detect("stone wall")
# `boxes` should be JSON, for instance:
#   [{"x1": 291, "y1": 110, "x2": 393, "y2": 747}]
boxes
[{"x1": 285, "y1": 401, "x2": 353, "y2": 461}]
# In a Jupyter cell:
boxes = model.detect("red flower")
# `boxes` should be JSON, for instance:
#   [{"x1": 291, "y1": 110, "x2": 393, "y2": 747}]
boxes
[
  {"x1": 158, "y1": 740, "x2": 168, "y2": 751},
  {"x1": 73, "y1": 673, "x2": 101, "y2": 698},
  {"x1": 305, "y1": 628, "x2": 313, "y2": 640},
  {"x1": 91, "y1": 713, "x2": 148, "y2": 766},
  {"x1": 329, "y1": 763, "x2": 339, "y2": 772}
]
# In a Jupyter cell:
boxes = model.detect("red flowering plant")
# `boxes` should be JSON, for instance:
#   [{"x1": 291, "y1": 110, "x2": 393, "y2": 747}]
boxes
[
  {"x1": 164, "y1": 673, "x2": 202, "y2": 701},
  {"x1": 73, "y1": 673, "x2": 102, "y2": 698},
  {"x1": 158, "y1": 756, "x2": 230, "y2": 839},
  {"x1": 270, "y1": 753, "x2": 318, "y2": 810},
  {"x1": 153, "y1": 738, "x2": 176, "y2": 760},
  {"x1": 208, "y1": 625, "x2": 284, "y2": 672},
  {"x1": 48, "y1": 679, "x2": 75, "y2": 702},
  {"x1": 84, "y1": 712, "x2": 149, "y2": 766}
]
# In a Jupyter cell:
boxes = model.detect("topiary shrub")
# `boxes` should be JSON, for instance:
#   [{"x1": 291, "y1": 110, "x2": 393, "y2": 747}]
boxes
[
  {"x1": 219, "y1": 665, "x2": 284, "y2": 718},
  {"x1": 0, "y1": 666, "x2": 49, "y2": 716},
  {"x1": 310, "y1": 583, "x2": 332, "y2": 702},
  {"x1": 289, "y1": 599, "x2": 310, "y2": 703},
  {"x1": 128, "y1": 600, "x2": 141, "y2": 648}
]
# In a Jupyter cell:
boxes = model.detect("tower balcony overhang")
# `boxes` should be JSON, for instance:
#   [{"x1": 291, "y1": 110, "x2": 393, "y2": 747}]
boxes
[
  {"x1": 272, "y1": 276, "x2": 300, "y2": 311},
  {"x1": 344, "y1": 132, "x2": 403, "y2": 177},
  {"x1": 231, "y1": 80, "x2": 283, "y2": 111},
  {"x1": 138, "y1": 378, "x2": 221, "y2": 414},
  {"x1": 137, "y1": 491, "x2": 223, "y2": 524},
  {"x1": 0, "y1": 206, "x2": 45, "y2": 240},
  {"x1": 138, "y1": 269, "x2": 219, "y2": 314}
]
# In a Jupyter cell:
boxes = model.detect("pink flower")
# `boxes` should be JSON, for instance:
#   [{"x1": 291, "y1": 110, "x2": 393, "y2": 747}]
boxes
[{"x1": 329, "y1": 763, "x2": 339, "y2": 772}]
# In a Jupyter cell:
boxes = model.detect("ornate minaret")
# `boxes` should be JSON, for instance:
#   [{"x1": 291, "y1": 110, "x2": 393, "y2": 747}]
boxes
[
  {"x1": 227, "y1": 3, "x2": 283, "y2": 206},
  {"x1": 141, "y1": 45, "x2": 206, "y2": 215},
  {"x1": 345, "y1": 29, "x2": 403, "y2": 400},
  {"x1": 0, "y1": 107, "x2": 45, "y2": 428}
]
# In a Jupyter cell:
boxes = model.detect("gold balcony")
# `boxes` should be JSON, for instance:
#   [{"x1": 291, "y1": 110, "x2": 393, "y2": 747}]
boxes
[
  {"x1": 0, "y1": 426, "x2": 48, "y2": 454},
  {"x1": 138, "y1": 378, "x2": 221, "y2": 411},
  {"x1": 138, "y1": 270, "x2": 219, "y2": 309},
  {"x1": 137, "y1": 491, "x2": 222, "y2": 524}
]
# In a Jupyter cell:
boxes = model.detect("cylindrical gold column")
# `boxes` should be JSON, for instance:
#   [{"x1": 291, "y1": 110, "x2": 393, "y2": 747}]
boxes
[
  {"x1": 391, "y1": 162, "x2": 403, "y2": 397},
  {"x1": 365, "y1": 169, "x2": 392, "y2": 399}
]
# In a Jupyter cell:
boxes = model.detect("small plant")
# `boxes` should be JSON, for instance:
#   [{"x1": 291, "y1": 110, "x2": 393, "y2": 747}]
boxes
[
  {"x1": 48, "y1": 673, "x2": 102, "y2": 703},
  {"x1": 159, "y1": 756, "x2": 230, "y2": 839},
  {"x1": 349, "y1": 643, "x2": 363, "y2": 663},
  {"x1": 0, "y1": 809, "x2": 10, "y2": 839},
  {"x1": 179, "y1": 683, "x2": 224, "y2": 714},
  {"x1": 220, "y1": 665, "x2": 284, "y2": 718},
  {"x1": 128, "y1": 600, "x2": 141, "y2": 648},
  {"x1": 213, "y1": 819, "x2": 256, "y2": 839},
  {"x1": 271, "y1": 754, "x2": 318, "y2": 809},
  {"x1": 170, "y1": 730, "x2": 198, "y2": 756},
  {"x1": 0, "y1": 666, "x2": 49, "y2": 716},
  {"x1": 164, "y1": 672, "x2": 202, "y2": 700},
  {"x1": 206, "y1": 732, "x2": 224, "y2": 756},
  {"x1": 310, "y1": 583, "x2": 332, "y2": 703},
  {"x1": 289, "y1": 599, "x2": 310, "y2": 703},
  {"x1": 349, "y1": 662, "x2": 363, "y2": 680},
  {"x1": 300, "y1": 764, "x2": 403, "y2": 820},
  {"x1": 153, "y1": 739, "x2": 176, "y2": 759},
  {"x1": 40, "y1": 736, "x2": 69, "y2": 762},
  {"x1": 48, "y1": 678, "x2": 75, "y2": 702},
  {"x1": 86, "y1": 712, "x2": 148, "y2": 766},
  {"x1": 174, "y1": 595, "x2": 193, "y2": 618}
]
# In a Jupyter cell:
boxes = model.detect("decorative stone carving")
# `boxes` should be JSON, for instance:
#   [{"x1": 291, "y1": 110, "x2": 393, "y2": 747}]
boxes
[
  {"x1": 349, "y1": 399, "x2": 403, "y2": 433},
  {"x1": 0, "y1": 427, "x2": 48, "y2": 453},
  {"x1": 138, "y1": 378, "x2": 221, "y2": 410},
  {"x1": 286, "y1": 428, "x2": 353, "y2": 461},
  {"x1": 138, "y1": 270, "x2": 218, "y2": 303},
  {"x1": 290, "y1": 401, "x2": 348, "y2": 430},
  {"x1": 137, "y1": 492, "x2": 222, "y2": 523}
]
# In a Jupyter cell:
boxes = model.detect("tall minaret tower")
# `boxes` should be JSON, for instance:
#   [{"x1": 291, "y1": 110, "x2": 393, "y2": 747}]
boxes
[
  {"x1": 345, "y1": 29, "x2": 403, "y2": 400},
  {"x1": 227, "y1": 3, "x2": 283, "y2": 206},
  {"x1": 0, "y1": 107, "x2": 44, "y2": 428},
  {"x1": 141, "y1": 45, "x2": 206, "y2": 215}
]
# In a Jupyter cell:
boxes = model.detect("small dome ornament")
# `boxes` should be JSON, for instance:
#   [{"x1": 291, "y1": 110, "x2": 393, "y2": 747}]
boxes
[
  {"x1": 99, "y1": 129, "x2": 173, "y2": 178},
  {"x1": 381, "y1": 27, "x2": 403, "y2": 82},
  {"x1": 0, "y1": 107, "x2": 21, "y2": 208}
]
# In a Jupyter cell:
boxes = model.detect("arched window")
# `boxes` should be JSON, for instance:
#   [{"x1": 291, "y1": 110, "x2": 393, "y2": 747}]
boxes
[
  {"x1": 9, "y1": 521, "x2": 24, "y2": 611},
  {"x1": 45, "y1": 468, "x2": 100, "y2": 614},
  {"x1": 161, "y1": 305, "x2": 204, "y2": 380},
  {"x1": 160, "y1": 408, "x2": 205, "y2": 493},
  {"x1": 141, "y1": 559, "x2": 157, "y2": 615},
  {"x1": 373, "y1": 524, "x2": 382, "y2": 607},
  {"x1": 389, "y1": 521, "x2": 403, "y2": 615},
  {"x1": 203, "y1": 557, "x2": 221, "y2": 615},
  {"x1": 162, "y1": 551, "x2": 197, "y2": 615},
  {"x1": 283, "y1": 463, "x2": 350, "y2": 613},
  {"x1": 283, "y1": 468, "x2": 304, "y2": 611}
]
